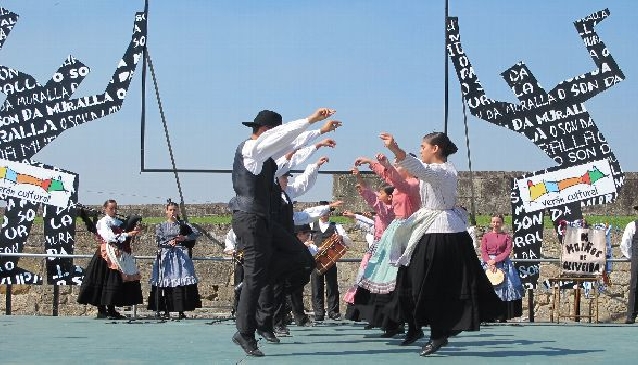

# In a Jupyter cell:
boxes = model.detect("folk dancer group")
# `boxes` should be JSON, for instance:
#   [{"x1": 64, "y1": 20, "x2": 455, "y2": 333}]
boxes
[{"x1": 227, "y1": 107, "x2": 507, "y2": 357}]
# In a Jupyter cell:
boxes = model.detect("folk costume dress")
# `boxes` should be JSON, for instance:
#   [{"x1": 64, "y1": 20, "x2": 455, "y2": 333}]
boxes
[
  {"x1": 147, "y1": 221, "x2": 201, "y2": 314},
  {"x1": 355, "y1": 161, "x2": 420, "y2": 329},
  {"x1": 480, "y1": 231, "x2": 523, "y2": 320},
  {"x1": 78, "y1": 215, "x2": 143, "y2": 307},
  {"x1": 344, "y1": 187, "x2": 394, "y2": 322},
  {"x1": 390, "y1": 155, "x2": 503, "y2": 340}
]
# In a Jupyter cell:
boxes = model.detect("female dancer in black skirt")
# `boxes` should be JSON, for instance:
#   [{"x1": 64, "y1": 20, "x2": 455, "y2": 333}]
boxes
[
  {"x1": 379, "y1": 131, "x2": 504, "y2": 356},
  {"x1": 77, "y1": 200, "x2": 144, "y2": 319},
  {"x1": 147, "y1": 202, "x2": 201, "y2": 319}
]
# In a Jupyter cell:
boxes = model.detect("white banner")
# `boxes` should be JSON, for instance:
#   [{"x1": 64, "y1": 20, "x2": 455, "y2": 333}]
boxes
[
  {"x1": 0, "y1": 159, "x2": 75, "y2": 208},
  {"x1": 516, "y1": 159, "x2": 616, "y2": 213},
  {"x1": 561, "y1": 226, "x2": 606, "y2": 276}
]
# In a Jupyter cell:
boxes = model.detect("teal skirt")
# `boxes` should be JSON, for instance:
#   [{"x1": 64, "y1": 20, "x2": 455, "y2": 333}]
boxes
[{"x1": 358, "y1": 219, "x2": 404, "y2": 294}]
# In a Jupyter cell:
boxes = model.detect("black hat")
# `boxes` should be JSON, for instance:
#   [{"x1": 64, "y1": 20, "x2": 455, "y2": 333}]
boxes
[
  {"x1": 242, "y1": 110, "x2": 283, "y2": 128},
  {"x1": 319, "y1": 200, "x2": 335, "y2": 212},
  {"x1": 634, "y1": 205, "x2": 638, "y2": 211},
  {"x1": 294, "y1": 223, "x2": 317, "y2": 234}
]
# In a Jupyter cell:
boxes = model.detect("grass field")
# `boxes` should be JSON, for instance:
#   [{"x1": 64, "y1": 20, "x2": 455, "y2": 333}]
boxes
[{"x1": 58, "y1": 214, "x2": 635, "y2": 229}]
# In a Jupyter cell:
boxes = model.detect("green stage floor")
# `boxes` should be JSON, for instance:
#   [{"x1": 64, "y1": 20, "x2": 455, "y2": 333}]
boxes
[{"x1": 1, "y1": 315, "x2": 635, "y2": 364}]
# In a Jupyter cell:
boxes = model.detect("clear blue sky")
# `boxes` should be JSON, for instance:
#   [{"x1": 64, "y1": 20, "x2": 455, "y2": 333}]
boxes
[{"x1": 2, "y1": 0, "x2": 636, "y2": 205}]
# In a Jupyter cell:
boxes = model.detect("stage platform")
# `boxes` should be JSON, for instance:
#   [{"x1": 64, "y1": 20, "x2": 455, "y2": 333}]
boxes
[{"x1": 1, "y1": 315, "x2": 635, "y2": 364}]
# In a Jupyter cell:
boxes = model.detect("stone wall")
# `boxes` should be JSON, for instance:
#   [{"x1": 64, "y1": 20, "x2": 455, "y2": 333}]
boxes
[
  {"x1": 333, "y1": 171, "x2": 638, "y2": 216},
  {"x1": 0, "y1": 220, "x2": 632, "y2": 323},
  {"x1": 1, "y1": 170, "x2": 636, "y2": 322}
]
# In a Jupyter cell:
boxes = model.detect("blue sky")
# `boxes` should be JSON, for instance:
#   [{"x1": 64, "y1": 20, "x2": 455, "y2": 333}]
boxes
[{"x1": 1, "y1": 0, "x2": 636, "y2": 205}]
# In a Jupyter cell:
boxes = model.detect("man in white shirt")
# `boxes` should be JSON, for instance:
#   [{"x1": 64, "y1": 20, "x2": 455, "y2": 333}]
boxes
[
  {"x1": 310, "y1": 201, "x2": 352, "y2": 321},
  {"x1": 229, "y1": 108, "x2": 340, "y2": 357},
  {"x1": 620, "y1": 208, "x2": 638, "y2": 324}
]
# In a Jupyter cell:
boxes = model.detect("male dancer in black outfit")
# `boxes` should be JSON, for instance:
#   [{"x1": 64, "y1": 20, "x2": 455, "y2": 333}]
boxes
[{"x1": 229, "y1": 108, "x2": 339, "y2": 357}]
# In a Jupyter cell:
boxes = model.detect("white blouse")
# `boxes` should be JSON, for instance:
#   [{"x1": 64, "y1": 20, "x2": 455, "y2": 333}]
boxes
[{"x1": 396, "y1": 154, "x2": 468, "y2": 233}]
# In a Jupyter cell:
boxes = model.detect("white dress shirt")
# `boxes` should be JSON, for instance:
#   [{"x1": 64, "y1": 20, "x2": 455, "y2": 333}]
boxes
[
  {"x1": 620, "y1": 221, "x2": 635, "y2": 259},
  {"x1": 96, "y1": 215, "x2": 129, "y2": 243},
  {"x1": 313, "y1": 220, "x2": 353, "y2": 247},
  {"x1": 223, "y1": 229, "x2": 237, "y2": 254},
  {"x1": 241, "y1": 118, "x2": 311, "y2": 175},
  {"x1": 293, "y1": 204, "x2": 332, "y2": 225}
]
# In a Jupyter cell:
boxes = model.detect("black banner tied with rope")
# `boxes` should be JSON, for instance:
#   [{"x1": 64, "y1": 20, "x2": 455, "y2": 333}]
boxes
[
  {"x1": 0, "y1": 7, "x2": 147, "y2": 285},
  {"x1": 446, "y1": 9, "x2": 625, "y2": 288}
]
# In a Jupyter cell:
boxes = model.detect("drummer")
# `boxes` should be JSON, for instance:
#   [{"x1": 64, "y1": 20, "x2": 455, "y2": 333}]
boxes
[
  {"x1": 480, "y1": 213, "x2": 524, "y2": 322},
  {"x1": 309, "y1": 201, "x2": 353, "y2": 321}
]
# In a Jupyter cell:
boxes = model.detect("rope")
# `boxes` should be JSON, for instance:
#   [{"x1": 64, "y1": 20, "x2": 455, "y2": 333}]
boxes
[
  {"x1": 461, "y1": 88, "x2": 477, "y2": 226},
  {"x1": 145, "y1": 49, "x2": 187, "y2": 220}
]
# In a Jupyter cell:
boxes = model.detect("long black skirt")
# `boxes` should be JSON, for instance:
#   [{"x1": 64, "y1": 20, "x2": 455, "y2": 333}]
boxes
[
  {"x1": 77, "y1": 249, "x2": 143, "y2": 307},
  {"x1": 147, "y1": 284, "x2": 201, "y2": 312},
  {"x1": 397, "y1": 232, "x2": 504, "y2": 334},
  {"x1": 353, "y1": 287, "x2": 395, "y2": 330},
  {"x1": 77, "y1": 249, "x2": 108, "y2": 306}
]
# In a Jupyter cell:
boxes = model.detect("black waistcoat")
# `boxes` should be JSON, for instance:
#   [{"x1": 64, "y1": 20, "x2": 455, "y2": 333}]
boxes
[
  {"x1": 271, "y1": 183, "x2": 294, "y2": 233},
  {"x1": 313, "y1": 221, "x2": 337, "y2": 242},
  {"x1": 228, "y1": 140, "x2": 276, "y2": 217}
]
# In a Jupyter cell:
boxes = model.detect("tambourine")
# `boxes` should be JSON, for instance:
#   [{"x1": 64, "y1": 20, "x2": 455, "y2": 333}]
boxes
[{"x1": 485, "y1": 268, "x2": 505, "y2": 286}]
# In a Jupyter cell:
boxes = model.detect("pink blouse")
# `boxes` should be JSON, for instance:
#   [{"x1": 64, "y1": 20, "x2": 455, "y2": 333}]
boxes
[
  {"x1": 359, "y1": 186, "x2": 395, "y2": 241},
  {"x1": 481, "y1": 231, "x2": 513, "y2": 263},
  {"x1": 370, "y1": 162, "x2": 420, "y2": 219}
]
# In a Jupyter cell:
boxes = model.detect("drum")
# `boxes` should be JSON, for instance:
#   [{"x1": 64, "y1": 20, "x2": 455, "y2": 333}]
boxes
[{"x1": 315, "y1": 234, "x2": 347, "y2": 274}]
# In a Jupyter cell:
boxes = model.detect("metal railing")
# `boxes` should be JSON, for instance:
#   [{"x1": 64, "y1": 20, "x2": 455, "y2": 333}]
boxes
[{"x1": 0, "y1": 252, "x2": 630, "y2": 321}]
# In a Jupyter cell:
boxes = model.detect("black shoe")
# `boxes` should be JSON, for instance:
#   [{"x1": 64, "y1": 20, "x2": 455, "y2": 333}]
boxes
[
  {"x1": 274, "y1": 325, "x2": 290, "y2": 336},
  {"x1": 329, "y1": 313, "x2": 342, "y2": 321},
  {"x1": 625, "y1": 317, "x2": 635, "y2": 324},
  {"x1": 314, "y1": 315, "x2": 325, "y2": 322},
  {"x1": 256, "y1": 329, "x2": 280, "y2": 343},
  {"x1": 400, "y1": 329, "x2": 424, "y2": 346},
  {"x1": 420, "y1": 338, "x2": 449, "y2": 356},
  {"x1": 107, "y1": 311, "x2": 127, "y2": 320},
  {"x1": 177, "y1": 312, "x2": 187, "y2": 320},
  {"x1": 363, "y1": 324, "x2": 374, "y2": 330},
  {"x1": 95, "y1": 311, "x2": 108, "y2": 320},
  {"x1": 232, "y1": 332, "x2": 264, "y2": 357},
  {"x1": 381, "y1": 328, "x2": 401, "y2": 338},
  {"x1": 295, "y1": 315, "x2": 313, "y2": 327}
]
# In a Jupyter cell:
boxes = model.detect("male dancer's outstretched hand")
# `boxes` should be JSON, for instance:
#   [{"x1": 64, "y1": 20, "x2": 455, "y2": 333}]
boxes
[{"x1": 308, "y1": 108, "x2": 337, "y2": 123}]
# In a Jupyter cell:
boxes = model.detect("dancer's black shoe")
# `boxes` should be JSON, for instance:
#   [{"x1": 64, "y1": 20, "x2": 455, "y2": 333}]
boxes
[{"x1": 232, "y1": 332, "x2": 264, "y2": 357}]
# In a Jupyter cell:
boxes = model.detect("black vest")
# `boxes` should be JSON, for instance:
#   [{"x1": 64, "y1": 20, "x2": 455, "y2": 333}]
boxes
[
  {"x1": 271, "y1": 183, "x2": 294, "y2": 233},
  {"x1": 228, "y1": 140, "x2": 276, "y2": 217},
  {"x1": 312, "y1": 221, "x2": 336, "y2": 241}
]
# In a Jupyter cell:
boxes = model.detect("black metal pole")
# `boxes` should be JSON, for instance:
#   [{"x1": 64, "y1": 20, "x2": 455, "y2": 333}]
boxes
[
  {"x1": 52, "y1": 285, "x2": 59, "y2": 316},
  {"x1": 444, "y1": 0, "x2": 449, "y2": 134},
  {"x1": 527, "y1": 288, "x2": 534, "y2": 323},
  {"x1": 5, "y1": 284, "x2": 11, "y2": 315},
  {"x1": 140, "y1": 0, "x2": 149, "y2": 171}
]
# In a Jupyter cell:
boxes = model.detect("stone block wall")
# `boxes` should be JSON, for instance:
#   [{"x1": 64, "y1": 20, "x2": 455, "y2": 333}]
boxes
[{"x1": 1, "y1": 170, "x2": 637, "y2": 322}]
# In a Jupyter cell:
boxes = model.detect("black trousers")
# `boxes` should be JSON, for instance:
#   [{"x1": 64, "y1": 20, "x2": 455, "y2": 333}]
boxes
[
  {"x1": 233, "y1": 212, "x2": 313, "y2": 335},
  {"x1": 232, "y1": 211, "x2": 273, "y2": 336},
  {"x1": 627, "y1": 242, "x2": 638, "y2": 320},
  {"x1": 310, "y1": 265, "x2": 339, "y2": 317},
  {"x1": 231, "y1": 262, "x2": 244, "y2": 316},
  {"x1": 289, "y1": 286, "x2": 307, "y2": 318}
]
